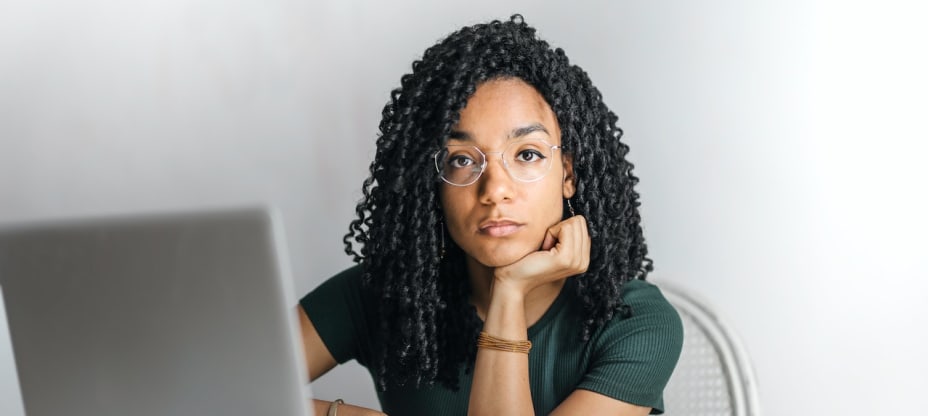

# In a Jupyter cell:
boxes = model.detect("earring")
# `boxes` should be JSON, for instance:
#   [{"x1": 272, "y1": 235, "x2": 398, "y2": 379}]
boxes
[
  {"x1": 566, "y1": 199, "x2": 576, "y2": 217},
  {"x1": 440, "y1": 220, "x2": 446, "y2": 260}
]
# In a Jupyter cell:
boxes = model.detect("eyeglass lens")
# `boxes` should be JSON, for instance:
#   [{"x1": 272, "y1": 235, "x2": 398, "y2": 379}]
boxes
[{"x1": 435, "y1": 139, "x2": 556, "y2": 186}]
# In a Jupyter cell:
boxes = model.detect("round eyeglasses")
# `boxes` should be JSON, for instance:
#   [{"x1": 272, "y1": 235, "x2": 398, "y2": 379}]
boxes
[{"x1": 433, "y1": 139, "x2": 562, "y2": 186}]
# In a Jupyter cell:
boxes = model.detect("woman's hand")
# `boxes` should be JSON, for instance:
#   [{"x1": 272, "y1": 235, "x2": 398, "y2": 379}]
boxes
[
  {"x1": 467, "y1": 215, "x2": 590, "y2": 415},
  {"x1": 312, "y1": 399, "x2": 387, "y2": 416},
  {"x1": 492, "y1": 215, "x2": 591, "y2": 297}
]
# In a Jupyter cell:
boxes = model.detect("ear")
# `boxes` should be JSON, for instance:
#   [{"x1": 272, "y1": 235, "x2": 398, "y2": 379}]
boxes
[{"x1": 561, "y1": 154, "x2": 576, "y2": 199}]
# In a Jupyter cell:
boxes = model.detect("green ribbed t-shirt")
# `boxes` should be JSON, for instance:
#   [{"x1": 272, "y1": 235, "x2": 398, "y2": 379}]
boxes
[{"x1": 301, "y1": 265, "x2": 683, "y2": 415}]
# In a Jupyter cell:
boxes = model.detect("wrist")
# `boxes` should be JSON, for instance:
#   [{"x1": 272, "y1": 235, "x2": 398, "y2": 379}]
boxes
[
  {"x1": 327, "y1": 399, "x2": 344, "y2": 416},
  {"x1": 485, "y1": 281, "x2": 528, "y2": 336},
  {"x1": 491, "y1": 268, "x2": 530, "y2": 298},
  {"x1": 489, "y1": 277, "x2": 527, "y2": 306}
]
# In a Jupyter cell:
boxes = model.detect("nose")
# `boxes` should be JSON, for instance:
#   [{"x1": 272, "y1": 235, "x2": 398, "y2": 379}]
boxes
[{"x1": 477, "y1": 153, "x2": 515, "y2": 205}]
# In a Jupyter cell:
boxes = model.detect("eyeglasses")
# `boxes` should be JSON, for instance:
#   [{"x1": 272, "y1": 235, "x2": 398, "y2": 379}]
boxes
[{"x1": 433, "y1": 139, "x2": 562, "y2": 186}]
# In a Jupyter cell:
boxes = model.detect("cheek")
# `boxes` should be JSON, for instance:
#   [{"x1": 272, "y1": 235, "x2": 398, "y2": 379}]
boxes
[{"x1": 535, "y1": 178, "x2": 567, "y2": 219}]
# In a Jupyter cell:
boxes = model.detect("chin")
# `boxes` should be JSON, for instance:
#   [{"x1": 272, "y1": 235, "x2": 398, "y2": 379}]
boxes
[{"x1": 469, "y1": 244, "x2": 537, "y2": 268}]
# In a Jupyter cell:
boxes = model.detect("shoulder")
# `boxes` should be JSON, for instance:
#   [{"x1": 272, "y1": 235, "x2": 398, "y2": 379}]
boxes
[
  {"x1": 596, "y1": 279, "x2": 684, "y2": 351},
  {"x1": 298, "y1": 264, "x2": 378, "y2": 365},
  {"x1": 620, "y1": 279, "x2": 682, "y2": 328},
  {"x1": 319, "y1": 263, "x2": 364, "y2": 286},
  {"x1": 300, "y1": 264, "x2": 373, "y2": 317},
  {"x1": 590, "y1": 278, "x2": 684, "y2": 370},
  {"x1": 299, "y1": 264, "x2": 364, "y2": 314},
  {"x1": 576, "y1": 279, "x2": 683, "y2": 411}
]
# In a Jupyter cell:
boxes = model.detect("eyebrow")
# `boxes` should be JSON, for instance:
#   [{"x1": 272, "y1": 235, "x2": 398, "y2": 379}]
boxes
[
  {"x1": 510, "y1": 123, "x2": 550, "y2": 139},
  {"x1": 448, "y1": 123, "x2": 550, "y2": 142}
]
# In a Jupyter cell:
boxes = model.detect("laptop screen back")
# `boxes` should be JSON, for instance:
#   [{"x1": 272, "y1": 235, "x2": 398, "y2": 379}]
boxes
[{"x1": 0, "y1": 208, "x2": 310, "y2": 416}]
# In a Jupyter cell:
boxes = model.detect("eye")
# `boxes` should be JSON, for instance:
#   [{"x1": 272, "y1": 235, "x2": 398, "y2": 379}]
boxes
[
  {"x1": 448, "y1": 154, "x2": 476, "y2": 169},
  {"x1": 515, "y1": 149, "x2": 546, "y2": 163}
]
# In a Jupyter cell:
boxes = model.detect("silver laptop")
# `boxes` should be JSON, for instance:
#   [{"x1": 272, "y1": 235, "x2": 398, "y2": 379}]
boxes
[{"x1": 0, "y1": 207, "x2": 311, "y2": 416}]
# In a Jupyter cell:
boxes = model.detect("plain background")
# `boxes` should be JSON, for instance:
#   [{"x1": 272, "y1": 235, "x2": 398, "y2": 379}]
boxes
[{"x1": 2, "y1": 0, "x2": 926, "y2": 415}]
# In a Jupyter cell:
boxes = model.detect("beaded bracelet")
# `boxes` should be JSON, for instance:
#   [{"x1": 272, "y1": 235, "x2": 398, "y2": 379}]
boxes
[{"x1": 476, "y1": 331, "x2": 532, "y2": 354}]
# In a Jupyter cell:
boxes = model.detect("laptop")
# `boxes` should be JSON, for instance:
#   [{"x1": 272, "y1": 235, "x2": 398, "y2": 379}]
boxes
[{"x1": 0, "y1": 207, "x2": 312, "y2": 416}]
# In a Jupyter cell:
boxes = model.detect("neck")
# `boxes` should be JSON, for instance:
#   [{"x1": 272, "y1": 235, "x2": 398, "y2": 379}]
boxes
[{"x1": 465, "y1": 256, "x2": 566, "y2": 327}]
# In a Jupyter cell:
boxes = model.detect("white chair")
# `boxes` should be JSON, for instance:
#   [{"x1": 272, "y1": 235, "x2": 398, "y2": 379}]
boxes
[{"x1": 659, "y1": 282, "x2": 762, "y2": 416}]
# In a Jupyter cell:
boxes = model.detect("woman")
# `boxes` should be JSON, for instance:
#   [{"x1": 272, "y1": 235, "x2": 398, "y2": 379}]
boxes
[{"x1": 300, "y1": 15, "x2": 683, "y2": 416}]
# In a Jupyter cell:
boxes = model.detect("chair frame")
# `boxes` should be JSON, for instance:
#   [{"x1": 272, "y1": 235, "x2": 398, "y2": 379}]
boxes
[{"x1": 658, "y1": 281, "x2": 763, "y2": 416}]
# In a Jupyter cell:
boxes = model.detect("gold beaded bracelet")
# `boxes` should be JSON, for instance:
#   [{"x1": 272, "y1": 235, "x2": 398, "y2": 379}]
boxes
[{"x1": 476, "y1": 331, "x2": 532, "y2": 354}]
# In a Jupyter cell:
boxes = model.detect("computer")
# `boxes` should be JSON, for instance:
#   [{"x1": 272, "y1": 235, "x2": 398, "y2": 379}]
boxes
[{"x1": 0, "y1": 207, "x2": 312, "y2": 416}]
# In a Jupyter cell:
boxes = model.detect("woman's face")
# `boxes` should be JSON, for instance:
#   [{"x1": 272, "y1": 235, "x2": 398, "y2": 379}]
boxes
[{"x1": 439, "y1": 78, "x2": 575, "y2": 268}]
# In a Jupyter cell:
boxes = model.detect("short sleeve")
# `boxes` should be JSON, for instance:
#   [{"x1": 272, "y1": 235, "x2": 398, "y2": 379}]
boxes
[
  {"x1": 576, "y1": 280, "x2": 684, "y2": 414},
  {"x1": 299, "y1": 265, "x2": 377, "y2": 366}
]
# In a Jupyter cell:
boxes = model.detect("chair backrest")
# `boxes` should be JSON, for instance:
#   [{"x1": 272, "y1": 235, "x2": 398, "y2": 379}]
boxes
[{"x1": 659, "y1": 282, "x2": 762, "y2": 416}]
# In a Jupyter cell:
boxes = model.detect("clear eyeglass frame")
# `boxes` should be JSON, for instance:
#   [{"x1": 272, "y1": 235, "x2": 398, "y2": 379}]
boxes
[{"x1": 433, "y1": 138, "x2": 563, "y2": 187}]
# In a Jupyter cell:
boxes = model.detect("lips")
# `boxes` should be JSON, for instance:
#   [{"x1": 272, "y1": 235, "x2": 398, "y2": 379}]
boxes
[{"x1": 478, "y1": 219, "x2": 524, "y2": 237}]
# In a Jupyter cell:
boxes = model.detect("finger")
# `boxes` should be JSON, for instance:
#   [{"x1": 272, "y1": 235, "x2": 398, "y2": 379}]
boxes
[
  {"x1": 569, "y1": 216, "x2": 585, "y2": 269},
  {"x1": 565, "y1": 216, "x2": 589, "y2": 272},
  {"x1": 541, "y1": 226, "x2": 558, "y2": 251},
  {"x1": 542, "y1": 219, "x2": 568, "y2": 251},
  {"x1": 543, "y1": 217, "x2": 587, "y2": 274},
  {"x1": 551, "y1": 218, "x2": 581, "y2": 269},
  {"x1": 578, "y1": 216, "x2": 591, "y2": 272}
]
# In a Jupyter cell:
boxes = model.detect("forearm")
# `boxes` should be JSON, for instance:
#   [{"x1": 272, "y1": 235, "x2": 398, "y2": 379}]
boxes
[
  {"x1": 467, "y1": 286, "x2": 534, "y2": 416},
  {"x1": 311, "y1": 399, "x2": 387, "y2": 416}
]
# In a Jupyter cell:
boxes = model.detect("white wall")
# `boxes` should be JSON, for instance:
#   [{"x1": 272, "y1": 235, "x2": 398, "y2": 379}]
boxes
[{"x1": 1, "y1": 1, "x2": 925, "y2": 415}]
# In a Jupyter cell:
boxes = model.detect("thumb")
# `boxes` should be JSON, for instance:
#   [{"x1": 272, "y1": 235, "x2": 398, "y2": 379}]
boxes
[{"x1": 541, "y1": 223, "x2": 562, "y2": 251}]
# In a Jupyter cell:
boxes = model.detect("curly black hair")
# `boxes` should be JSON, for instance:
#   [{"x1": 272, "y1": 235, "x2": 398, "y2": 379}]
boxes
[{"x1": 343, "y1": 14, "x2": 651, "y2": 391}]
